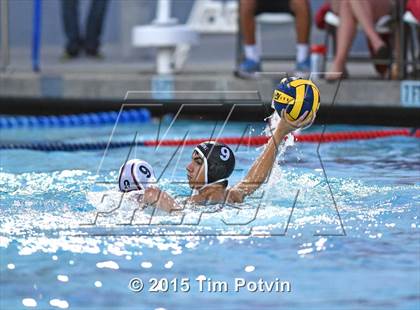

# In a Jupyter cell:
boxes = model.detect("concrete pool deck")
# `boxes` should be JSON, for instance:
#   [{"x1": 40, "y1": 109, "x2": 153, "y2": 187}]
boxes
[
  {"x1": 0, "y1": 56, "x2": 402, "y2": 105},
  {"x1": 0, "y1": 46, "x2": 419, "y2": 126}
]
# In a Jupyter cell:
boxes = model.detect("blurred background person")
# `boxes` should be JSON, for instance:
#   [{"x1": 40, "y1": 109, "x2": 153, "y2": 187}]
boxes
[
  {"x1": 61, "y1": 0, "x2": 109, "y2": 59},
  {"x1": 237, "y1": 0, "x2": 312, "y2": 77},
  {"x1": 325, "y1": 0, "x2": 392, "y2": 81}
]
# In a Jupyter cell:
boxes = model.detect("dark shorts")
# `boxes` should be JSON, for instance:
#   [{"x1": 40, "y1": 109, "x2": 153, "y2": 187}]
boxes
[{"x1": 255, "y1": 0, "x2": 293, "y2": 16}]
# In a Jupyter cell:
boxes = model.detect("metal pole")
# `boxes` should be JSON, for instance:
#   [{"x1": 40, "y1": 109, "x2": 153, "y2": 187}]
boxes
[
  {"x1": 156, "y1": 0, "x2": 171, "y2": 24},
  {"x1": 32, "y1": 0, "x2": 41, "y2": 72},
  {"x1": 0, "y1": 0, "x2": 10, "y2": 71},
  {"x1": 235, "y1": 0, "x2": 243, "y2": 70},
  {"x1": 398, "y1": 0, "x2": 405, "y2": 79}
]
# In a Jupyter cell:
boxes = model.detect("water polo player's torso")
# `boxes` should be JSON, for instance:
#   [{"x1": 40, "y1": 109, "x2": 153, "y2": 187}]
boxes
[{"x1": 187, "y1": 187, "x2": 245, "y2": 205}]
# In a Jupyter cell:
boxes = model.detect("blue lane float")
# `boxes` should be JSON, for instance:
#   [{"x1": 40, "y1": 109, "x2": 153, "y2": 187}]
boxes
[
  {"x1": 0, "y1": 141, "x2": 131, "y2": 152},
  {"x1": 0, "y1": 109, "x2": 151, "y2": 129}
]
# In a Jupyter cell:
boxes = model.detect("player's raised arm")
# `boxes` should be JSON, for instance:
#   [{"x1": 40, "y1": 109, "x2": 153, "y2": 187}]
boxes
[
  {"x1": 228, "y1": 77, "x2": 320, "y2": 203},
  {"x1": 229, "y1": 110, "x2": 314, "y2": 202}
]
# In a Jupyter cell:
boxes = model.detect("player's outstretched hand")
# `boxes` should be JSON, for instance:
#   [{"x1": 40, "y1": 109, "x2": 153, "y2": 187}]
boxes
[{"x1": 278, "y1": 110, "x2": 316, "y2": 134}]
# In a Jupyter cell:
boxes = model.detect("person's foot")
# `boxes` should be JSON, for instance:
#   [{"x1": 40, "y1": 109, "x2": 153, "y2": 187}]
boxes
[
  {"x1": 235, "y1": 58, "x2": 261, "y2": 79},
  {"x1": 325, "y1": 68, "x2": 349, "y2": 82},
  {"x1": 85, "y1": 47, "x2": 104, "y2": 59},
  {"x1": 324, "y1": 59, "x2": 350, "y2": 81},
  {"x1": 60, "y1": 50, "x2": 79, "y2": 61},
  {"x1": 62, "y1": 40, "x2": 82, "y2": 61},
  {"x1": 85, "y1": 46, "x2": 104, "y2": 59},
  {"x1": 86, "y1": 51, "x2": 104, "y2": 60}
]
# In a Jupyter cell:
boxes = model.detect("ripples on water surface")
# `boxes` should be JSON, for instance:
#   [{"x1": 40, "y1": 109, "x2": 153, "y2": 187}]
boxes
[{"x1": 1, "y1": 122, "x2": 419, "y2": 309}]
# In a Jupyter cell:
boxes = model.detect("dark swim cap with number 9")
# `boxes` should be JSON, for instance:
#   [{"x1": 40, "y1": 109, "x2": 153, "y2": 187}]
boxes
[{"x1": 194, "y1": 141, "x2": 235, "y2": 185}]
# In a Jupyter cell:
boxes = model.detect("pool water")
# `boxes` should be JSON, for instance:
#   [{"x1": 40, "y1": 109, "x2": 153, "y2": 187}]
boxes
[{"x1": 1, "y1": 120, "x2": 419, "y2": 309}]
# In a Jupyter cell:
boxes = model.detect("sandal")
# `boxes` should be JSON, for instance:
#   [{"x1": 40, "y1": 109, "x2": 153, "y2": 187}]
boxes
[{"x1": 372, "y1": 45, "x2": 391, "y2": 62}]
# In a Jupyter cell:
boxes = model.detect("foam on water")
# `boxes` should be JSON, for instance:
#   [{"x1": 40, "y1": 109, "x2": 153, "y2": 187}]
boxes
[{"x1": 1, "y1": 157, "x2": 418, "y2": 257}]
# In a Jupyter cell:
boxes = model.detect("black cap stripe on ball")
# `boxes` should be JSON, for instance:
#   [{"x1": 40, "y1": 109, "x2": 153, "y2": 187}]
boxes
[{"x1": 288, "y1": 84, "x2": 305, "y2": 119}]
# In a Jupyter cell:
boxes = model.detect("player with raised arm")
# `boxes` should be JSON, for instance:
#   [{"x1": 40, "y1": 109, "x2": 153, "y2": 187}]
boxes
[
  {"x1": 118, "y1": 78, "x2": 319, "y2": 212},
  {"x1": 118, "y1": 110, "x2": 314, "y2": 212}
]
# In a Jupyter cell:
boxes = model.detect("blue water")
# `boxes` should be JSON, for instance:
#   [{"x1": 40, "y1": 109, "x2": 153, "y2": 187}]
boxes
[{"x1": 1, "y1": 121, "x2": 419, "y2": 310}]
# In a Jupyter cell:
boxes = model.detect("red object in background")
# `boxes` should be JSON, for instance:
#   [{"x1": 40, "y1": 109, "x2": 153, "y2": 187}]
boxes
[
  {"x1": 311, "y1": 44, "x2": 327, "y2": 55},
  {"x1": 141, "y1": 129, "x2": 419, "y2": 147},
  {"x1": 315, "y1": 2, "x2": 331, "y2": 29},
  {"x1": 407, "y1": 0, "x2": 420, "y2": 21}
]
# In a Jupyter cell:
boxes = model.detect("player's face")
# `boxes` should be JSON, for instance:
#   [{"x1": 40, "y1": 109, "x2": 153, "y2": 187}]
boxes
[{"x1": 186, "y1": 152, "x2": 206, "y2": 189}]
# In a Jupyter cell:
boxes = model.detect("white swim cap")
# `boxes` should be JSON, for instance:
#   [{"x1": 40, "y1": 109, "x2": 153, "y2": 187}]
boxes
[{"x1": 118, "y1": 159, "x2": 156, "y2": 193}]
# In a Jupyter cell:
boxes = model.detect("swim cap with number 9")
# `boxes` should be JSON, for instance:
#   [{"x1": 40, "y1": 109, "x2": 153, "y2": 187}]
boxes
[
  {"x1": 118, "y1": 159, "x2": 156, "y2": 193},
  {"x1": 194, "y1": 141, "x2": 235, "y2": 186}
]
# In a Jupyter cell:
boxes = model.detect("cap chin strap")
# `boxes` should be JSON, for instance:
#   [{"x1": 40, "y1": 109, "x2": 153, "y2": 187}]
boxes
[
  {"x1": 192, "y1": 178, "x2": 228, "y2": 196},
  {"x1": 193, "y1": 147, "x2": 208, "y2": 184},
  {"x1": 192, "y1": 144, "x2": 226, "y2": 196}
]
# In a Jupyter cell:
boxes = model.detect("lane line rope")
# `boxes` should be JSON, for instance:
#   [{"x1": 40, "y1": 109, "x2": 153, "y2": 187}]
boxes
[{"x1": 1, "y1": 129, "x2": 418, "y2": 152}]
